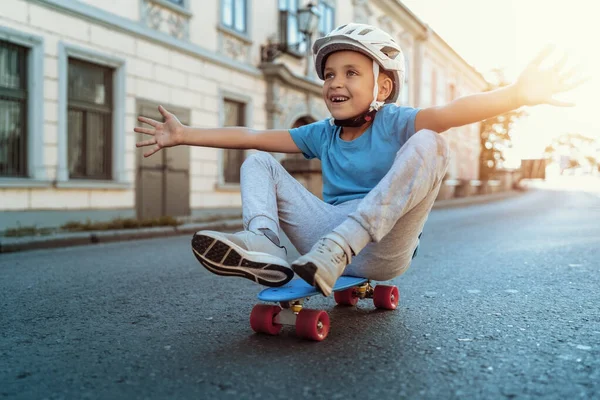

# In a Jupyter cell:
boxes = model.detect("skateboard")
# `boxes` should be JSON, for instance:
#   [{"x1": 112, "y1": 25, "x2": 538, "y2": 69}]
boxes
[{"x1": 250, "y1": 276, "x2": 399, "y2": 341}]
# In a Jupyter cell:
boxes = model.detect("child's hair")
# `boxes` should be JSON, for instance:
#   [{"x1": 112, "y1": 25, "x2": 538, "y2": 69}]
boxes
[{"x1": 313, "y1": 23, "x2": 405, "y2": 107}]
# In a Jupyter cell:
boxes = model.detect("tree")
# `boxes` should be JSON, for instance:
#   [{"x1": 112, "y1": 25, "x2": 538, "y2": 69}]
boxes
[
  {"x1": 585, "y1": 156, "x2": 597, "y2": 171},
  {"x1": 478, "y1": 70, "x2": 526, "y2": 180},
  {"x1": 545, "y1": 132, "x2": 599, "y2": 173},
  {"x1": 543, "y1": 144, "x2": 555, "y2": 163}
]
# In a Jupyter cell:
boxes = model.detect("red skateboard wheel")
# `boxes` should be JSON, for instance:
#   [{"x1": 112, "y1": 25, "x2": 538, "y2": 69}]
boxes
[
  {"x1": 295, "y1": 309, "x2": 330, "y2": 341},
  {"x1": 250, "y1": 304, "x2": 283, "y2": 335},
  {"x1": 373, "y1": 285, "x2": 399, "y2": 310},
  {"x1": 334, "y1": 287, "x2": 359, "y2": 306}
]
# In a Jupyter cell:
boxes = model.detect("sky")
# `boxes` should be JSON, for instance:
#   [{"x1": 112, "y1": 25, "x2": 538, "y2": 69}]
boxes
[{"x1": 400, "y1": 0, "x2": 600, "y2": 161}]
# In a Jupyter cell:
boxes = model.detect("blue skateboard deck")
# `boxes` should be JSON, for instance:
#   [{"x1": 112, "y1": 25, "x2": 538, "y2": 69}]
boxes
[{"x1": 258, "y1": 276, "x2": 368, "y2": 302}]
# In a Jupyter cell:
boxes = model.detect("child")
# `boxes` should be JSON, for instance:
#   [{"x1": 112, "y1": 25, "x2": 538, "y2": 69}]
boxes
[{"x1": 135, "y1": 23, "x2": 581, "y2": 297}]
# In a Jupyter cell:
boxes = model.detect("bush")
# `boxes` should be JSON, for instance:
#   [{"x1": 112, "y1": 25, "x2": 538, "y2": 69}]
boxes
[
  {"x1": 60, "y1": 216, "x2": 180, "y2": 231},
  {"x1": 2, "y1": 216, "x2": 182, "y2": 237}
]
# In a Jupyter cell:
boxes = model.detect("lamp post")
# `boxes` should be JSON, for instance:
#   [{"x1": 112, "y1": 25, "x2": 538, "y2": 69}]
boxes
[
  {"x1": 260, "y1": 2, "x2": 320, "y2": 64},
  {"x1": 298, "y1": 2, "x2": 320, "y2": 38},
  {"x1": 298, "y1": 2, "x2": 320, "y2": 76}
]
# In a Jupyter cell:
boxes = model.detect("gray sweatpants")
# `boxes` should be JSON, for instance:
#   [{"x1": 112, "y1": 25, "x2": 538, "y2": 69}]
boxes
[{"x1": 240, "y1": 129, "x2": 449, "y2": 281}]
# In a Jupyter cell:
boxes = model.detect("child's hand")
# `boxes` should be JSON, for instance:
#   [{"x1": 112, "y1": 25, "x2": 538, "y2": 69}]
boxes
[
  {"x1": 515, "y1": 46, "x2": 586, "y2": 107},
  {"x1": 135, "y1": 105, "x2": 185, "y2": 157}
]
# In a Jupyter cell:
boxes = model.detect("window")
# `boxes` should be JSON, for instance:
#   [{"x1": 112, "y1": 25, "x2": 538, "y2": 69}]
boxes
[
  {"x1": 279, "y1": 0, "x2": 335, "y2": 55},
  {"x1": 67, "y1": 58, "x2": 113, "y2": 180},
  {"x1": 223, "y1": 99, "x2": 246, "y2": 184},
  {"x1": 0, "y1": 41, "x2": 27, "y2": 177},
  {"x1": 317, "y1": 1, "x2": 334, "y2": 38},
  {"x1": 166, "y1": 0, "x2": 184, "y2": 5},
  {"x1": 279, "y1": 0, "x2": 303, "y2": 54},
  {"x1": 222, "y1": 0, "x2": 247, "y2": 33},
  {"x1": 57, "y1": 43, "x2": 125, "y2": 186}
]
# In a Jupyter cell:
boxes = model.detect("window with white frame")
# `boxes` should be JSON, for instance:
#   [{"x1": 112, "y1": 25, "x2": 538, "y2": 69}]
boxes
[
  {"x1": 0, "y1": 28, "x2": 44, "y2": 183},
  {"x1": 57, "y1": 43, "x2": 125, "y2": 185},
  {"x1": 67, "y1": 58, "x2": 113, "y2": 180},
  {"x1": 222, "y1": 0, "x2": 247, "y2": 34},
  {"x1": 279, "y1": 0, "x2": 304, "y2": 55},
  {"x1": 0, "y1": 40, "x2": 27, "y2": 177},
  {"x1": 317, "y1": 1, "x2": 335, "y2": 37},
  {"x1": 222, "y1": 99, "x2": 246, "y2": 184}
]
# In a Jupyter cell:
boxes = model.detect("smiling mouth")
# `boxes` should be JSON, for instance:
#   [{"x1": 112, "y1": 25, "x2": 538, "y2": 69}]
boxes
[{"x1": 330, "y1": 96, "x2": 350, "y2": 104}]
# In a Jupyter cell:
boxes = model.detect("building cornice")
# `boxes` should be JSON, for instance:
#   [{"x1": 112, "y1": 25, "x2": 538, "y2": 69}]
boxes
[
  {"x1": 423, "y1": 36, "x2": 488, "y2": 88},
  {"x1": 374, "y1": 0, "x2": 424, "y2": 37},
  {"x1": 28, "y1": 0, "x2": 261, "y2": 77},
  {"x1": 375, "y1": 0, "x2": 487, "y2": 87},
  {"x1": 259, "y1": 63, "x2": 323, "y2": 96}
]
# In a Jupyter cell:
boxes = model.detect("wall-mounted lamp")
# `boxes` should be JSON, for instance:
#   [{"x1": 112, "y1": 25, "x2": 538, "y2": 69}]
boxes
[{"x1": 261, "y1": 2, "x2": 321, "y2": 63}]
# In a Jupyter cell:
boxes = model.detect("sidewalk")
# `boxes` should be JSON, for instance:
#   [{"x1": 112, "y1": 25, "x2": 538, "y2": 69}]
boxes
[{"x1": 0, "y1": 189, "x2": 525, "y2": 254}]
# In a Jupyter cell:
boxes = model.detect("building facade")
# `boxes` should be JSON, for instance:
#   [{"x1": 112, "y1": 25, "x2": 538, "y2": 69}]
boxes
[{"x1": 0, "y1": 0, "x2": 486, "y2": 231}]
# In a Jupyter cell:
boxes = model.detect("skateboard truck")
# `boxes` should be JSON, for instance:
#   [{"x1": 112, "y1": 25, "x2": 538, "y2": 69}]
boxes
[{"x1": 273, "y1": 299, "x2": 306, "y2": 326}]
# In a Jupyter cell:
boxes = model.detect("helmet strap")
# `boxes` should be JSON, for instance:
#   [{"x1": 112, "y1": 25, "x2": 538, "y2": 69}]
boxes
[
  {"x1": 331, "y1": 61, "x2": 383, "y2": 128},
  {"x1": 369, "y1": 61, "x2": 385, "y2": 111},
  {"x1": 332, "y1": 108, "x2": 378, "y2": 127}
]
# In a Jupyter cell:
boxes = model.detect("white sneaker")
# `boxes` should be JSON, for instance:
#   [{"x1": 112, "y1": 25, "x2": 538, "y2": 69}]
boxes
[
  {"x1": 291, "y1": 233, "x2": 352, "y2": 296},
  {"x1": 191, "y1": 229, "x2": 293, "y2": 287}
]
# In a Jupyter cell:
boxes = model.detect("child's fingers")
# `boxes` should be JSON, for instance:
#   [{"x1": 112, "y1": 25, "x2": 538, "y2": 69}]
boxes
[
  {"x1": 138, "y1": 116, "x2": 159, "y2": 127},
  {"x1": 530, "y1": 44, "x2": 555, "y2": 68},
  {"x1": 561, "y1": 77, "x2": 588, "y2": 92},
  {"x1": 560, "y1": 65, "x2": 581, "y2": 83},
  {"x1": 548, "y1": 98, "x2": 574, "y2": 107},
  {"x1": 144, "y1": 145, "x2": 161, "y2": 157},
  {"x1": 553, "y1": 53, "x2": 568, "y2": 74},
  {"x1": 136, "y1": 138, "x2": 157, "y2": 148},
  {"x1": 158, "y1": 105, "x2": 170, "y2": 119},
  {"x1": 134, "y1": 126, "x2": 155, "y2": 135}
]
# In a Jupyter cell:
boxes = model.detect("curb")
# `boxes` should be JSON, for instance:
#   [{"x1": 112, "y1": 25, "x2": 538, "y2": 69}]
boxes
[
  {"x1": 432, "y1": 189, "x2": 524, "y2": 209},
  {"x1": 0, "y1": 219, "x2": 244, "y2": 254},
  {"x1": 0, "y1": 190, "x2": 525, "y2": 254}
]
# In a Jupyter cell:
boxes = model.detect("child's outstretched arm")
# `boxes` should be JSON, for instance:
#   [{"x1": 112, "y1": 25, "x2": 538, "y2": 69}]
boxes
[
  {"x1": 135, "y1": 105, "x2": 301, "y2": 157},
  {"x1": 415, "y1": 46, "x2": 586, "y2": 133}
]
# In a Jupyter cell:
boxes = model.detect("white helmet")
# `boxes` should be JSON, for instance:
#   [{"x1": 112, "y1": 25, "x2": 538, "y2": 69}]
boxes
[{"x1": 313, "y1": 23, "x2": 405, "y2": 105}]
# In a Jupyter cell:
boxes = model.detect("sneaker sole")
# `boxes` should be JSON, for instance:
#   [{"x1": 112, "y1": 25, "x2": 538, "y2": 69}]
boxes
[{"x1": 191, "y1": 233, "x2": 294, "y2": 287}]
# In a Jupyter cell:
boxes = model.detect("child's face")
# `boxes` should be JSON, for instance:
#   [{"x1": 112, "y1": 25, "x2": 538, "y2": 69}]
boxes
[{"x1": 322, "y1": 51, "x2": 387, "y2": 120}]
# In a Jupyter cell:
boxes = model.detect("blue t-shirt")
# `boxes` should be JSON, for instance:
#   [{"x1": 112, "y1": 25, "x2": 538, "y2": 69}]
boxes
[{"x1": 289, "y1": 104, "x2": 420, "y2": 205}]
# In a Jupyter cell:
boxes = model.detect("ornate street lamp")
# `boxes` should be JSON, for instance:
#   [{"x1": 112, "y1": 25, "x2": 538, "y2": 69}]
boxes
[
  {"x1": 261, "y1": 2, "x2": 321, "y2": 63},
  {"x1": 297, "y1": 2, "x2": 320, "y2": 37}
]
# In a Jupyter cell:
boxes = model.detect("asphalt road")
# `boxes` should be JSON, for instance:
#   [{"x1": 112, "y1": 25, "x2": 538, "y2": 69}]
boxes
[{"x1": 1, "y1": 186, "x2": 599, "y2": 399}]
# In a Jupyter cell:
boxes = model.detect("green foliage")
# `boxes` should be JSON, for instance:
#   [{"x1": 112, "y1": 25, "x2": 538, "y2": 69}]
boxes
[
  {"x1": 5, "y1": 226, "x2": 40, "y2": 237},
  {"x1": 60, "y1": 216, "x2": 180, "y2": 231},
  {"x1": 4, "y1": 216, "x2": 181, "y2": 237}
]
